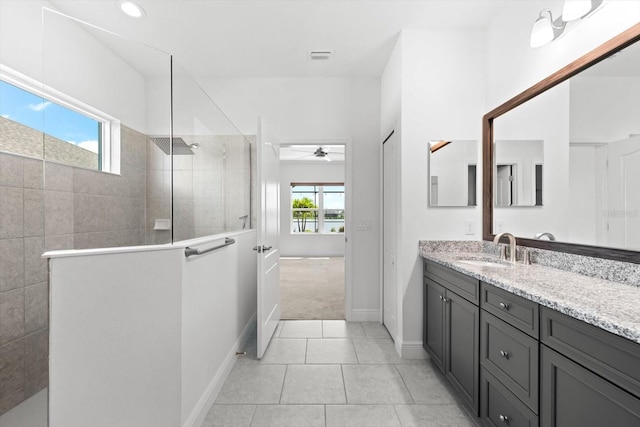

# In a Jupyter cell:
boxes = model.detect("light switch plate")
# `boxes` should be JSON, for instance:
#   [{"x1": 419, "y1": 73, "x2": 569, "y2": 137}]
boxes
[{"x1": 464, "y1": 220, "x2": 475, "y2": 235}]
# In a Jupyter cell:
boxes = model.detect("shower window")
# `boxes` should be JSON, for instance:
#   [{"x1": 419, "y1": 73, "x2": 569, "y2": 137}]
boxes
[
  {"x1": 0, "y1": 66, "x2": 117, "y2": 172},
  {"x1": 291, "y1": 183, "x2": 345, "y2": 233}
]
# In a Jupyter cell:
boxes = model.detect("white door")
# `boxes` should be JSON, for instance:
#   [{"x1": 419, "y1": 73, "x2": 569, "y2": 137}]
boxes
[
  {"x1": 607, "y1": 136, "x2": 640, "y2": 250},
  {"x1": 496, "y1": 164, "x2": 514, "y2": 207},
  {"x1": 256, "y1": 117, "x2": 280, "y2": 359},
  {"x1": 383, "y1": 131, "x2": 397, "y2": 339}
]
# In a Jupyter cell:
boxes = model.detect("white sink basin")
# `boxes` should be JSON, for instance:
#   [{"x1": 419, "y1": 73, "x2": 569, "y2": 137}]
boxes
[{"x1": 458, "y1": 259, "x2": 509, "y2": 269}]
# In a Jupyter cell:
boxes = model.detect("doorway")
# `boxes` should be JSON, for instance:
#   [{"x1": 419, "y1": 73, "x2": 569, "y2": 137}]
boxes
[{"x1": 278, "y1": 141, "x2": 349, "y2": 320}]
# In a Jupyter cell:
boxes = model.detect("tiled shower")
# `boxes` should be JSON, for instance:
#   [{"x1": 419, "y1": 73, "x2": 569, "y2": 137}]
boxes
[{"x1": 0, "y1": 7, "x2": 253, "y2": 418}]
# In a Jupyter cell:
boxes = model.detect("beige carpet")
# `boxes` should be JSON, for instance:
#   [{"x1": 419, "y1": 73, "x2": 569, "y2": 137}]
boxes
[{"x1": 280, "y1": 257, "x2": 345, "y2": 320}]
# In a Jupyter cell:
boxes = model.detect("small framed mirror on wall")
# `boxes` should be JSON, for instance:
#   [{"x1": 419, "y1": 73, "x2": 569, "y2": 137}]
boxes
[{"x1": 428, "y1": 139, "x2": 478, "y2": 207}]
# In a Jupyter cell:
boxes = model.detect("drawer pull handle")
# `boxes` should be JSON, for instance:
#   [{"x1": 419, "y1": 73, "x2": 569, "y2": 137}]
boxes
[
  {"x1": 499, "y1": 350, "x2": 510, "y2": 359},
  {"x1": 439, "y1": 295, "x2": 443, "y2": 300},
  {"x1": 499, "y1": 302, "x2": 510, "y2": 310},
  {"x1": 499, "y1": 414, "x2": 509, "y2": 423}
]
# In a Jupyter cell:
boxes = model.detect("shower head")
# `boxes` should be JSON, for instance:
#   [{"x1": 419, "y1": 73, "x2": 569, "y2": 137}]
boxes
[{"x1": 150, "y1": 136, "x2": 196, "y2": 155}]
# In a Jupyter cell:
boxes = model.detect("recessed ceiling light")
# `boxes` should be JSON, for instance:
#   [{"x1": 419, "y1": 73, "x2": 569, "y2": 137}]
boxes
[{"x1": 118, "y1": 0, "x2": 146, "y2": 18}]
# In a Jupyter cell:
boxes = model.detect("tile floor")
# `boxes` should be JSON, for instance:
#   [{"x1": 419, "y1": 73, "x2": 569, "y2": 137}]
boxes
[{"x1": 201, "y1": 320, "x2": 480, "y2": 427}]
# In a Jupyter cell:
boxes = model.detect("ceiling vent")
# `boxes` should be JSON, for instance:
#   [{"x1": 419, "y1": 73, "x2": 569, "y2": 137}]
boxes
[{"x1": 309, "y1": 50, "x2": 334, "y2": 60}]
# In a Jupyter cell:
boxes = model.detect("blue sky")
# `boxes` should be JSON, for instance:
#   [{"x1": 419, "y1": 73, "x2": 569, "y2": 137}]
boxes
[{"x1": 0, "y1": 80, "x2": 100, "y2": 153}]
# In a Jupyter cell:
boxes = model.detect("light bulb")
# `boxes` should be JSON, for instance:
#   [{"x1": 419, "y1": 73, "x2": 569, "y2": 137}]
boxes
[{"x1": 530, "y1": 12, "x2": 554, "y2": 48}]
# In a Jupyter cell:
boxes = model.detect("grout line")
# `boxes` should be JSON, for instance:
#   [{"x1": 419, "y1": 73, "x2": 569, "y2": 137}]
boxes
[
  {"x1": 340, "y1": 364, "x2": 349, "y2": 405},
  {"x1": 394, "y1": 364, "x2": 416, "y2": 405},
  {"x1": 278, "y1": 364, "x2": 288, "y2": 404},
  {"x1": 304, "y1": 338, "x2": 308, "y2": 364},
  {"x1": 350, "y1": 338, "x2": 360, "y2": 364},
  {"x1": 248, "y1": 404, "x2": 258, "y2": 427}
]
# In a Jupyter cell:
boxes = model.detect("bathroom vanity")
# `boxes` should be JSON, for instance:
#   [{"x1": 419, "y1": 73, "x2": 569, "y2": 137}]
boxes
[{"x1": 422, "y1": 253, "x2": 640, "y2": 427}]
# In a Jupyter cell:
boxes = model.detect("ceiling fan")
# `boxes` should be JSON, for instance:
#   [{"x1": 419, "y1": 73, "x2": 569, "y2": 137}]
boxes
[{"x1": 290, "y1": 146, "x2": 342, "y2": 162}]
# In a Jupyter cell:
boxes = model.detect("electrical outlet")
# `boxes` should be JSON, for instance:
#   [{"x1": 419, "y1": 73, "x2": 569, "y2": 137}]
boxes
[{"x1": 464, "y1": 220, "x2": 475, "y2": 235}]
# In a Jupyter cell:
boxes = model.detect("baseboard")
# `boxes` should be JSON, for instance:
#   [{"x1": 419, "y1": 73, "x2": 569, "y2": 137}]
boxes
[
  {"x1": 400, "y1": 340, "x2": 430, "y2": 360},
  {"x1": 348, "y1": 309, "x2": 380, "y2": 322},
  {"x1": 182, "y1": 312, "x2": 257, "y2": 427}
]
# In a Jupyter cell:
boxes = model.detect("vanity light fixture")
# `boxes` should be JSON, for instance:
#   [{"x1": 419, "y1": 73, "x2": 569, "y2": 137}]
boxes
[
  {"x1": 429, "y1": 140, "x2": 451, "y2": 153},
  {"x1": 530, "y1": 0, "x2": 603, "y2": 48},
  {"x1": 117, "y1": 0, "x2": 146, "y2": 18},
  {"x1": 562, "y1": 0, "x2": 603, "y2": 21},
  {"x1": 530, "y1": 9, "x2": 566, "y2": 48}
]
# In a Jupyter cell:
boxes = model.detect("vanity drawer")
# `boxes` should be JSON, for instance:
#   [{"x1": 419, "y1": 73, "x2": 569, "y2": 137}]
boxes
[
  {"x1": 481, "y1": 282, "x2": 539, "y2": 338},
  {"x1": 481, "y1": 311, "x2": 539, "y2": 412},
  {"x1": 541, "y1": 307, "x2": 640, "y2": 399},
  {"x1": 424, "y1": 260, "x2": 479, "y2": 304},
  {"x1": 480, "y1": 368, "x2": 539, "y2": 427}
]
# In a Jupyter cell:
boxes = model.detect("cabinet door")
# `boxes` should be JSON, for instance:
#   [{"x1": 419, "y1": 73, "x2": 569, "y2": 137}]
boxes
[
  {"x1": 541, "y1": 345, "x2": 640, "y2": 427},
  {"x1": 424, "y1": 278, "x2": 445, "y2": 371},
  {"x1": 446, "y1": 291, "x2": 480, "y2": 415}
]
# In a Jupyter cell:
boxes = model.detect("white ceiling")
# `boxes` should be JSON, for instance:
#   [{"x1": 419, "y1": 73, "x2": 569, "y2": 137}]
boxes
[{"x1": 48, "y1": 0, "x2": 511, "y2": 78}]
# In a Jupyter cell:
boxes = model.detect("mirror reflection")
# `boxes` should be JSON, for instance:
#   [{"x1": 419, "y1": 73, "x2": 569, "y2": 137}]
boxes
[
  {"x1": 492, "y1": 40, "x2": 640, "y2": 250},
  {"x1": 429, "y1": 140, "x2": 477, "y2": 207},
  {"x1": 495, "y1": 140, "x2": 543, "y2": 207}
]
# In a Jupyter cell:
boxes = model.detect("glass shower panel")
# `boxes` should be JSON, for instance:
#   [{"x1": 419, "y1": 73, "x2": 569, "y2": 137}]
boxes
[
  {"x1": 0, "y1": 3, "x2": 46, "y2": 421},
  {"x1": 171, "y1": 59, "x2": 253, "y2": 241},
  {"x1": 42, "y1": 8, "x2": 173, "y2": 250}
]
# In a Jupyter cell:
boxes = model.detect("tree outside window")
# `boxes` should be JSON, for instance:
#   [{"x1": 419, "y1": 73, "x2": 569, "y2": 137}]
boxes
[{"x1": 291, "y1": 184, "x2": 344, "y2": 234}]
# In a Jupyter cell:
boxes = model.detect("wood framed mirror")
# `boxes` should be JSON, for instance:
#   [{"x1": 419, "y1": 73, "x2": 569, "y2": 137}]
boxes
[{"x1": 483, "y1": 23, "x2": 640, "y2": 264}]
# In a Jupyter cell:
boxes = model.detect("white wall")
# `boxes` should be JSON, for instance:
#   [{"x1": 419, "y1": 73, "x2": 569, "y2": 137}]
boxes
[
  {"x1": 279, "y1": 161, "x2": 346, "y2": 257},
  {"x1": 571, "y1": 76, "x2": 640, "y2": 142},
  {"x1": 47, "y1": 230, "x2": 258, "y2": 427},
  {"x1": 394, "y1": 29, "x2": 486, "y2": 350},
  {"x1": 49, "y1": 247, "x2": 183, "y2": 427},
  {"x1": 198, "y1": 77, "x2": 381, "y2": 320},
  {"x1": 0, "y1": 1, "x2": 149, "y2": 132}
]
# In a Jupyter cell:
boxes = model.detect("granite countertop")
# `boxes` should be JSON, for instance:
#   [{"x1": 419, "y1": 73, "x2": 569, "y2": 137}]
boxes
[{"x1": 421, "y1": 250, "x2": 640, "y2": 344}]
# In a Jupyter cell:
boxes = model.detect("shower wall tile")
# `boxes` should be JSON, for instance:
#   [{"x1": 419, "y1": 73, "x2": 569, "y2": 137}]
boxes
[
  {"x1": 173, "y1": 227, "x2": 195, "y2": 242},
  {"x1": 0, "y1": 186, "x2": 24, "y2": 239},
  {"x1": 23, "y1": 237, "x2": 46, "y2": 286},
  {"x1": 0, "y1": 339, "x2": 25, "y2": 398},
  {"x1": 193, "y1": 170, "x2": 223, "y2": 200},
  {"x1": 0, "y1": 289, "x2": 25, "y2": 346},
  {"x1": 45, "y1": 190, "x2": 74, "y2": 236},
  {"x1": 0, "y1": 239, "x2": 24, "y2": 292},
  {"x1": 0, "y1": 387, "x2": 25, "y2": 416},
  {"x1": 44, "y1": 162, "x2": 73, "y2": 192},
  {"x1": 174, "y1": 199, "x2": 195, "y2": 229},
  {"x1": 0, "y1": 154, "x2": 24, "y2": 187},
  {"x1": 172, "y1": 155, "x2": 193, "y2": 171},
  {"x1": 194, "y1": 199, "x2": 224, "y2": 229},
  {"x1": 122, "y1": 165, "x2": 146, "y2": 199},
  {"x1": 121, "y1": 126, "x2": 147, "y2": 168},
  {"x1": 173, "y1": 170, "x2": 194, "y2": 199},
  {"x1": 24, "y1": 283, "x2": 48, "y2": 334},
  {"x1": 147, "y1": 140, "x2": 170, "y2": 171},
  {"x1": 23, "y1": 189, "x2": 44, "y2": 237},
  {"x1": 146, "y1": 170, "x2": 170, "y2": 199},
  {"x1": 24, "y1": 372, "x2": 47, "y2": 398},
  {"x1": 24, "y1": 329, "x2": 48, "y2": 386},
  {"x1": 22, "y1": 158, "x2": 44, "y2": 190},
  {"x1": 73, "y1": 193, "x2": 107, "y2": 233},
  {"x1": 44, "y1": 234, "x2": 74, "y2": 252}
]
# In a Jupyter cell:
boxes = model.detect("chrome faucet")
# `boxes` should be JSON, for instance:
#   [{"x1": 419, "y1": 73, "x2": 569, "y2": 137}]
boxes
[
  {"x1": 535, "y1": 232, "x2": 556, "y2": 241},
  {"x1": 494, "y1": 232, "x2": 517, "y2": 262}
]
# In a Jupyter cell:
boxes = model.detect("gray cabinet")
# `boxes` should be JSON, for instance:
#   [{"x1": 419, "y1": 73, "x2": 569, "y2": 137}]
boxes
[
  {"x1": 424, "y1": 278, "x2": 445, "y2": 370},
  {"x1": 541, "y1": 346, "x2": 640, "y2": 426},
  {"x1": 423, "y1": 259, "x2": 640, "y2": 427},
  {"x1": 540, "y1": 307, "x2": 640, "y2": 426},
  {"x1": 424, "y1": 262, "x2": 480, "y2": 414},
  {"x1": 480, "y1": 283, "x2": 540, "y2": 426}
]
